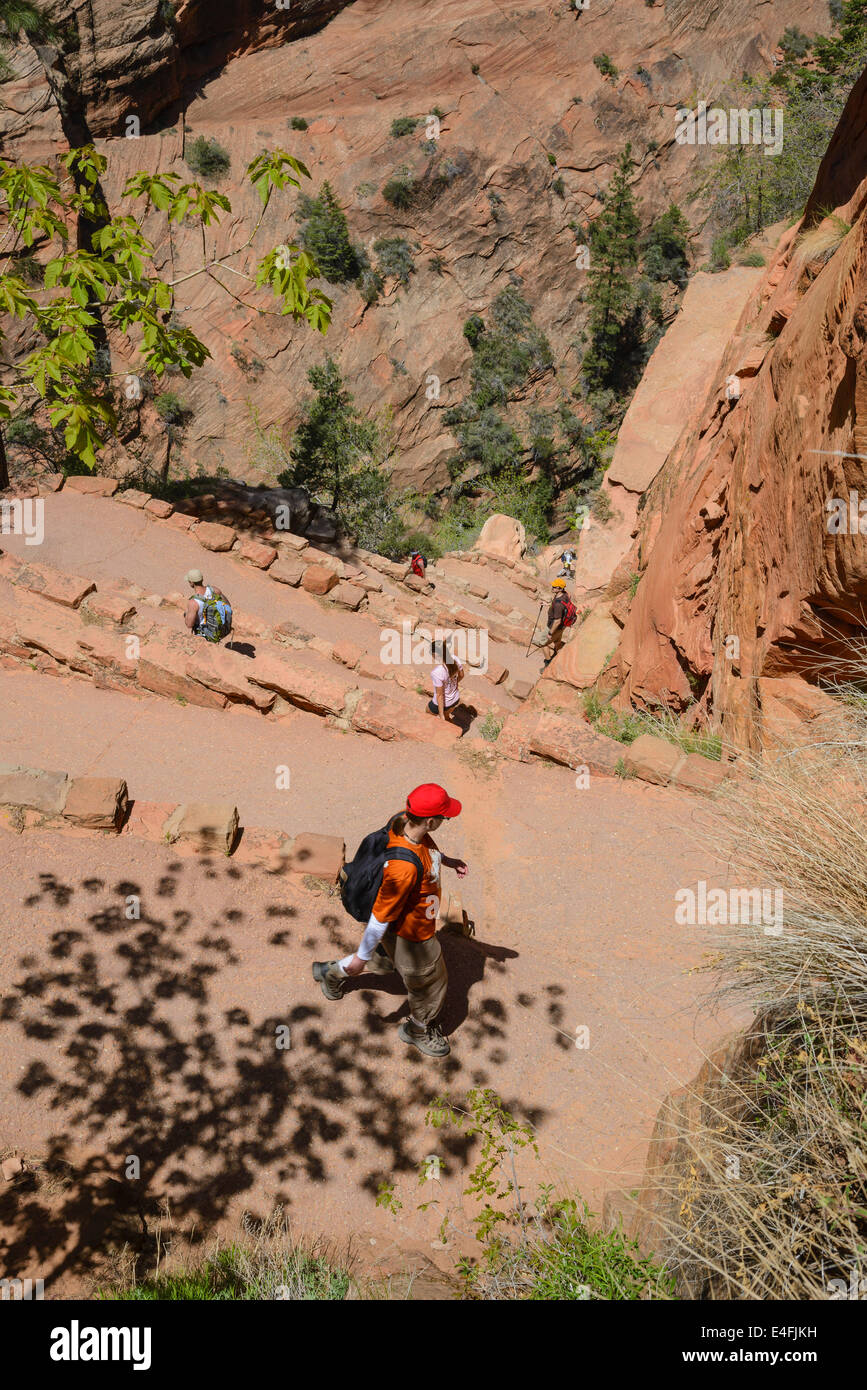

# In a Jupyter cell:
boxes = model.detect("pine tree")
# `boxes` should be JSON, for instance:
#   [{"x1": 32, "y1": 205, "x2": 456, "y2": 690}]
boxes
[
  {"x1": 297, "y1": 181, "x2": 360, "y2": 283},
  {"x1": 583, "y1": 144, "x2": 641, "y2": 391},
  {"x1": 288, "y1": 356, "x2": 378, "y2": 512}
]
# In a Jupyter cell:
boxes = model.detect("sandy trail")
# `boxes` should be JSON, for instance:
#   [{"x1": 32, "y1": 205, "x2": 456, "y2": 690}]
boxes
[{"x1": 0, "y1": 660, "x2": 744, "y2": 1294}]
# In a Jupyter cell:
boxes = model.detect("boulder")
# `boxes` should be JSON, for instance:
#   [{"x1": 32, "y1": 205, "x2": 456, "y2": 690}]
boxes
[
  {"x1": 624, "y1": 734, "x2": 685, "y2": 786},
  {"x1": 87, "y1": 592, "x2": 136, "y2": 624},
  {"x1": 238, "y1": 538, "x2": 277, "y2": 569},
  {"x1": 270, "y1": 554, "x2": 306, "y2": 586},
  {"x1": 332, "y1": 639, "x2": 363, "y2": 669},
  {"x1": 137, "y1": 641, "x2": 229, "y2": 709},
  {"x1": 144, "y1": 497, "x2": 174, "y2": 519},
  {"x1": 248, "y1": 656, "x2": 353, "y2": 716},
  {"x1": 672, "y1": 753, "x2": 729, "y2": 795},
  {"x1": 302, "y1": 564, "x2": 338, "y2": 595},
  {"x1": 279, "y1": 533, "x2": 310, "y2": 552},
  {"x1": 116, "y1": 488, "x2": 151, "y2": 509},
  {"x1": 18, "y1": 562, "x2": 96, "y2": 610},
  {"x1": 62, "y1": 776, "x2": 129, "y2": 830},
  {"x1": 506, "y1": 676, "x2": 533, "y2": 701},
  {"x1": 64, "y1": 475, "x2": 118, "y2": 497},
  {"x1": 166, "y1": 512, "x2": 195, "y2": 531},
  {"x1": 185, "y1": 646, "x2": 276, "y2": 710},
  {"x1": 546, "y1": 608, "x2": 621, "y2": 690},
  {"x1": 162, "y1": 802, "x2": 239, "y2": 854},
  {"x1": 330, "y1": 580, "x2": 365, "y2": 610},
  {"x1": 195, "y1": 521, "x2": 237, "y2": 551},
  {"x1": 75, "y1": 627, "x2": 140, "y2": 680},
  {"x1": 350, "y1": 690, "x2": 462, "y2": 748},
  {"x1": 0, "y1": 764, "x2": 69, "y2": 815},
  {"x1": 527, "y1": 712, "x2": 623, "y2": 777},
  {"x1": 474, "y1": 514, "x2": 526, "y2": 562}
]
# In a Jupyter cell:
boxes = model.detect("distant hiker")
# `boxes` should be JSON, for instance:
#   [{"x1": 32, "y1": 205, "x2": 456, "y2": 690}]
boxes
[
  {"x1": 409, "y1": 549, "x2": 427, "y2": 580},
  {"x1": 428, "y1": 638, "x2": 464, "y2": 722},
  {"x1": 558, "y1": 548, "x2": 576, "y2": 579},
  {"x1": 313, "y1": 783, "x2": 468, "y2": 1057},
  {"x1": 543, "y1": 578, "x2": 577, "y2": 667},
  {"x1": 184, "y1": 569, "x2": 233, "y2": 644}
]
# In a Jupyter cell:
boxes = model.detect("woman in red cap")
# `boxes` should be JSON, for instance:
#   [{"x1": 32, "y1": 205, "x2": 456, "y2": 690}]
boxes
[{"x1": 313, "y1": 784, "x2": 467, "y2": 1057}]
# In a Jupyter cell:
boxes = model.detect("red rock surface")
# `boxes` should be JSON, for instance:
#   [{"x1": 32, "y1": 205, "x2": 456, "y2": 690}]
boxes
[{"x1": 615, "y1": 66, "x2": 867, "y2": 749}]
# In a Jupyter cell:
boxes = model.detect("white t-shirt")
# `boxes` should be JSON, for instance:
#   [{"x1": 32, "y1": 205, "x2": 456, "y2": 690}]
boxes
[
  {"x1": 432, "y1": 661, "x2": 463, "y2": 708},
  {"x1": 192, "y1": 586, "x2": 215, "y2": 629}
]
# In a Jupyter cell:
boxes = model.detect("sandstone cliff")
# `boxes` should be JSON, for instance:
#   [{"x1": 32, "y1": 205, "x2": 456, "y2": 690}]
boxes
[
  {"x1": 613, "y1": 65, "x2": 867, "y2": 750},
  {"x1": 0, "y1": 0, "x2": 832, "y2": 491}
]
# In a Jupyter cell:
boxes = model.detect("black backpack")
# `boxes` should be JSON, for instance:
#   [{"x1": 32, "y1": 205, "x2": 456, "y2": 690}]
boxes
[{"x1": 338, "y1": 821, "x2": 423, "y2": 922}]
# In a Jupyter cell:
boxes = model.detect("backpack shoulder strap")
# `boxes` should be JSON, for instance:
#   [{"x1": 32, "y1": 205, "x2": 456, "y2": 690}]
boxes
[{"x1": 384, "y1": 845, "x2": 424, "y2": 889}]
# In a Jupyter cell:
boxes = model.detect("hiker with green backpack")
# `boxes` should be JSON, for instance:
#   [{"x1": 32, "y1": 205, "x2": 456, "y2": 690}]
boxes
[
  {"x1": 312, "y1": 783, "x2": 468, "y2": 1058},
  {"x1": 184, "y1": 569, "x2": 234, "y2": 645}
]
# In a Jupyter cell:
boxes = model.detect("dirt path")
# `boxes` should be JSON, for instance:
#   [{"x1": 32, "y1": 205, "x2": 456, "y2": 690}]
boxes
[{"x1": 0, "y1": 661, "x2": 745, "y2": 1295}]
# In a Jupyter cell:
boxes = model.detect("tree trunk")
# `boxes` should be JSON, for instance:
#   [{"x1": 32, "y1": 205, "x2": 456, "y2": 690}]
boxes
[{"x1": 0, "y1": 430, "x2": 9, "y2": 491}]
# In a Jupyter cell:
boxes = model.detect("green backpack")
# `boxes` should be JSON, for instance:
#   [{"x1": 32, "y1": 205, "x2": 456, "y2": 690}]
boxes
[{"x1": 198, "y1": 588, "x2": 233, "y2": 643}]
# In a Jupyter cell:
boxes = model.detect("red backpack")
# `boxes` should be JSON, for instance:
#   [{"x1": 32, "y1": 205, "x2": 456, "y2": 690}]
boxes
[
  {"x1": 560, "y1": 596, "x2": 578, "y2": 628},
  {"x1": 411, "y1": 553, "x2": 426, "y2": 578}
]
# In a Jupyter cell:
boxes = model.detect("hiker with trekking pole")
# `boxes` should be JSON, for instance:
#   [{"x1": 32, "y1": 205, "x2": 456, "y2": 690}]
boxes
[
  {"x1": 312, "y1": 783, "x2": 468, "y2": 1058},
  {"x1": 530, "y1": 578, "x2": 578, "y2": 667}
]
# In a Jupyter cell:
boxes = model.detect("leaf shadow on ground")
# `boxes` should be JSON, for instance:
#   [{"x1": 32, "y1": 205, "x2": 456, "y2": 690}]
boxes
[{"x1": 0, "y1": 859, "x2": 550, "y2": 1288}]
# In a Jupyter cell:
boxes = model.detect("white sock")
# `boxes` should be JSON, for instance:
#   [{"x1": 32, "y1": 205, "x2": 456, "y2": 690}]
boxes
[{"x1": 335, "y1": 956, "x2": 353, "y2": 975}]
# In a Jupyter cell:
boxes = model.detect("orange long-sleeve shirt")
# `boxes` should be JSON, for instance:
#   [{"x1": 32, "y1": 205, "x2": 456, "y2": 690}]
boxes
[{"x1": 371, "y1": 829, "x2": 441, "y2": 941}]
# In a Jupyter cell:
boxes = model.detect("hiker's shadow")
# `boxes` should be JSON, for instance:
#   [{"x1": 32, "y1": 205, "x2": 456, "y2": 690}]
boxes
[
  {"x1": 348, "y1": 926, "x2": 518, "y2": 1035},
  {"x1": 226, "y1": 640, "x2": 256, "y2": 659},
  {"x1": 451, "y1": 704, "x2": 478, "y2": 735}
]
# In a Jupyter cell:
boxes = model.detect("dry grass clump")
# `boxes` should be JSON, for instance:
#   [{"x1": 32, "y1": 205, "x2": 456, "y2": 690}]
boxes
[
  {"x1": 659, "y1": 685, "x2": 867, "y2": 1298},
  {"x1": 793, "y1": 208, "x2": 852, "y2": 266}
]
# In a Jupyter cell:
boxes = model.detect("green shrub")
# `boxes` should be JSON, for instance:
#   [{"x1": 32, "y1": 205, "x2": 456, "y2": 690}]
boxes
[
  {"x1": 373, "y1": 235, "x2": 415, "y2": 284},
  {"x1": 593, "y1": 53, "x2": 618, "y2": 79},
  {"x1": 480, "y1": 712, "x2": 504, "y2": 742},
  {"x1": 643, "y1": 203, "x2": 691, "y2": 287},
  {"x1": 154, "y1": 391, "x2": 191, "y2": 426},
  {"x1": 709, "y1": 235, "x2": 732, "y2": 272},
  {"x1": 290, "y1": 116, "x2": 309, "y2": 130},
  {"x1": 463, "y1": 315, "x2": 485, "y2": 348},
  {"x1": 780, "y1": 25, "x2": 811, "y2": 58},
  {"x1": 100, "y1": 1239, "x2": 350, "y2": 1301},
  {"x1": 357, "y1": 265, "x2": 384, "y2": 305},
  {"x1": 737, "y1": 250, "x2": 766, "y2": 267},
  {"x1": 185, "y1": 135, "x2": 231, "y2": 181},
  {"x1": 390, "y1": 116, "x2": 419, "y2": 137},
  {"x1": 296, "y1": 180, "x2": 361, "y2": 283},
  {"x1": 230, "y1": 343, "x2": 264, "y2": 378},
  {"x1": 382, "y1": 168, "x2": 415, "y2": 208},
  {"x1": 552, "y1": 177, "x2": 566, "y2": 198}
]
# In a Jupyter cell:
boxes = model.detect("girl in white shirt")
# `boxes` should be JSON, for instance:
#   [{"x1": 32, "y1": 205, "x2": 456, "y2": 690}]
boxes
[{"x1": 428, "y1": 640, "x2": 464, "y2": 722}]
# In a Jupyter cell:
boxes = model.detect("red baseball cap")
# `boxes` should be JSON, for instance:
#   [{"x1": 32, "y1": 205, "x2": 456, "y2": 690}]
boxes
[{"x1": 406, "y1": 783, "x2": 462, "y2": 818}]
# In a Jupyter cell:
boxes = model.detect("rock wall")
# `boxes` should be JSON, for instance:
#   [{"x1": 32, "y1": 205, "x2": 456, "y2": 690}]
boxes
[
  {"x1": 0, "y1": 0, "x2": 832, "y2": 491},
  {"x1": 613, "y1": 66, "x2": 867, "y2": 751}
]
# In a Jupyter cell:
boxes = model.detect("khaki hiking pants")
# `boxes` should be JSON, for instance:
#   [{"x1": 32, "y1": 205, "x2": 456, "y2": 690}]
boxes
[{"x1": 329, "y1": 931, "x2": 448, "y2": 1027}]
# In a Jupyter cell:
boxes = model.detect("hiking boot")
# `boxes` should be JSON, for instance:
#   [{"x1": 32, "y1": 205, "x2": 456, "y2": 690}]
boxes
[
  {"x1": 398, "y1": 1019, "x2": 451, "y2": 1057},
  {"x1": 312, "y1": 961, "x2": 345, "y2": 1001}
]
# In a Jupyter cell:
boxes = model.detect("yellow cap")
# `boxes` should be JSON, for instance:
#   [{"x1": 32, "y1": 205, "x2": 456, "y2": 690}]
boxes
[{"x1": 551, "y1": 578, "x2": 566, "y2": 588}]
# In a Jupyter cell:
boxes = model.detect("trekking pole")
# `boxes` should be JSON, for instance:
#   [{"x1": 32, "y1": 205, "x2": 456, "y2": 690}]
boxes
[{"x1": 526, "y1": 602, "x2": 545, "y2": 657}]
